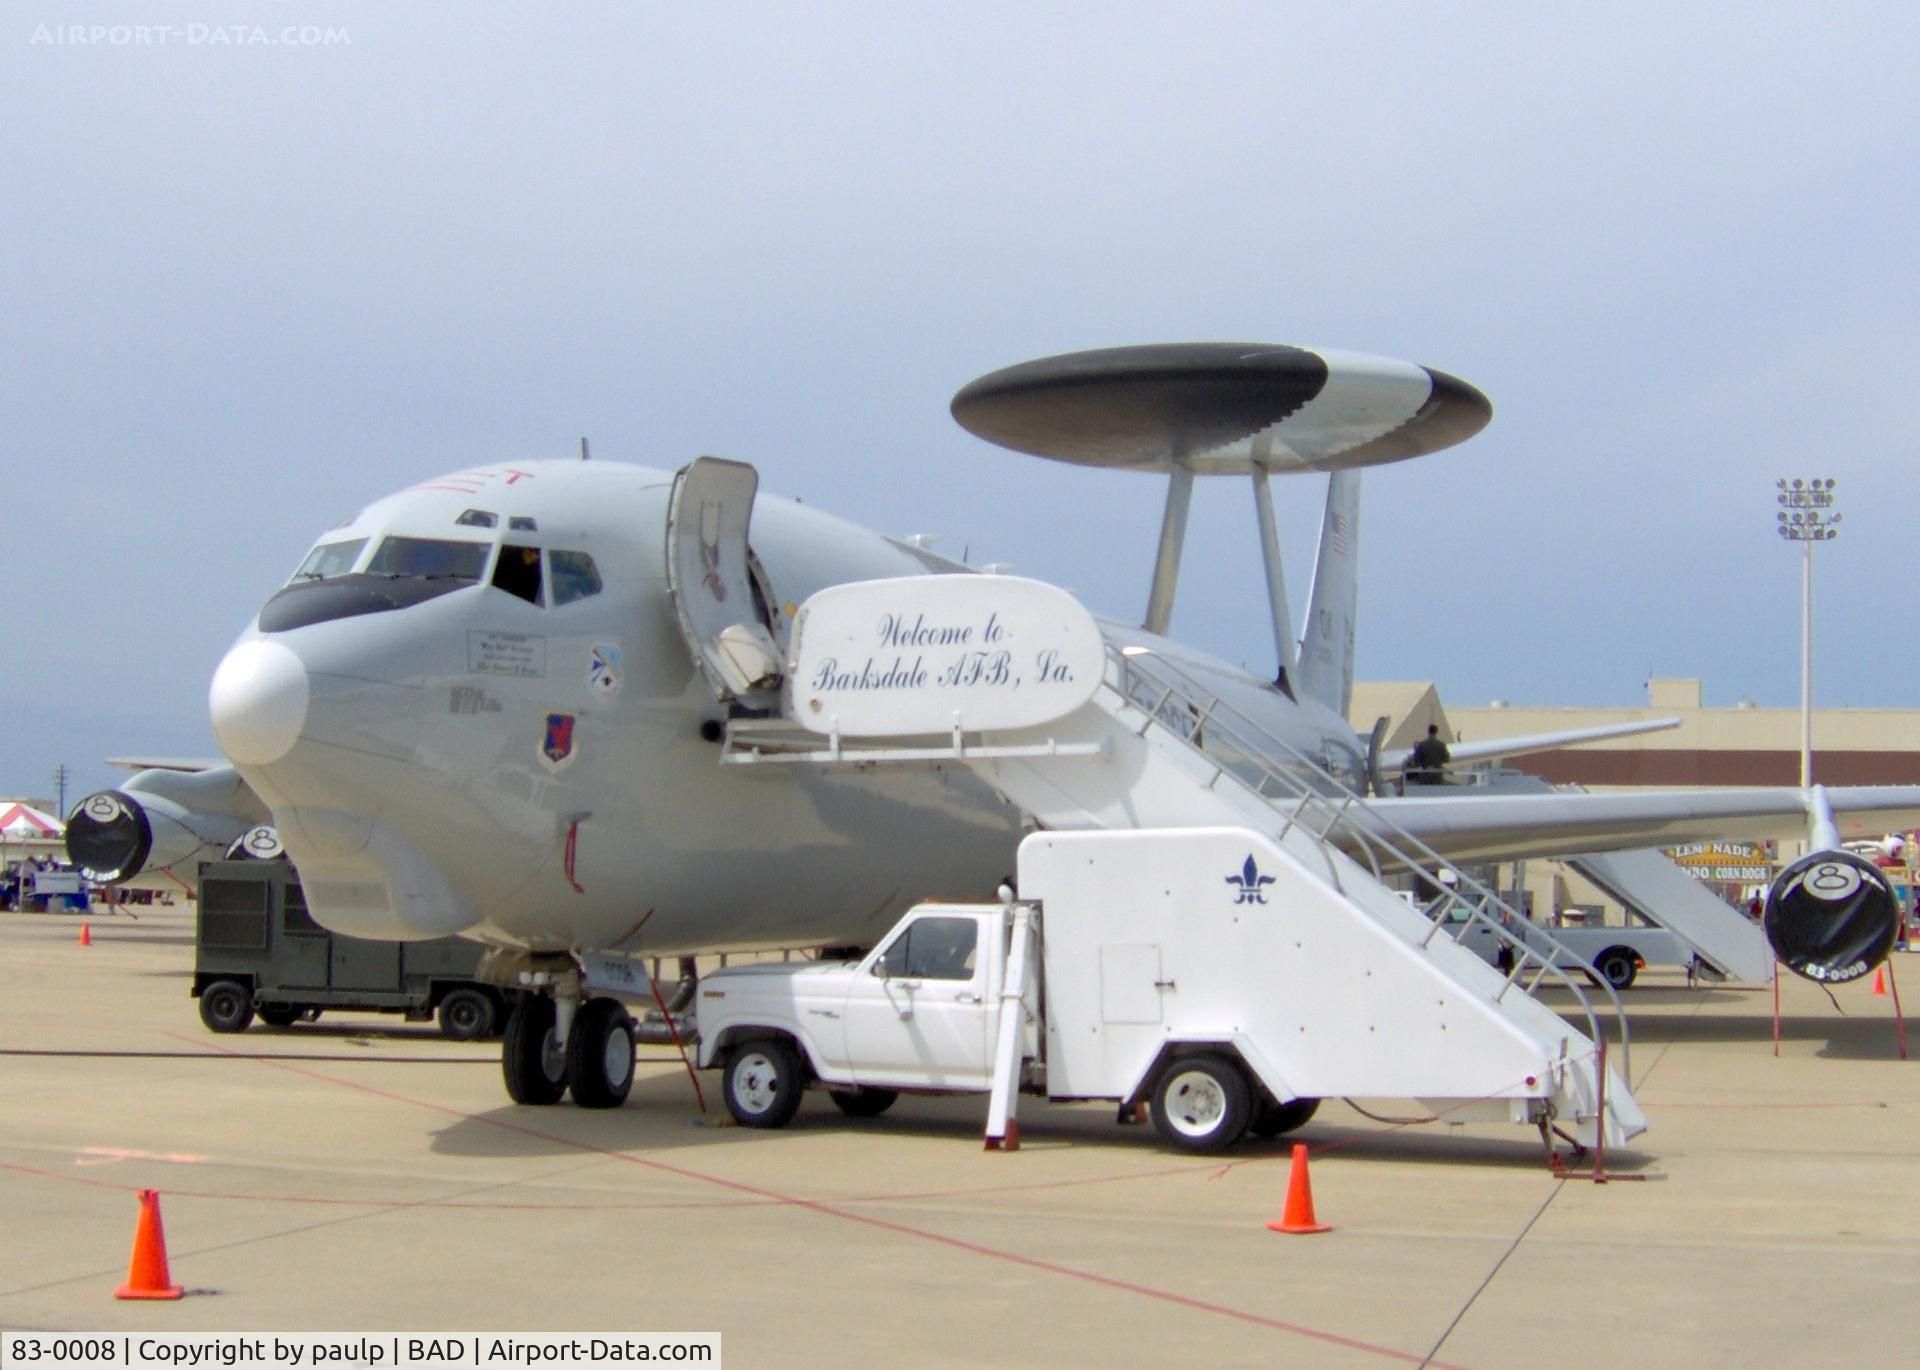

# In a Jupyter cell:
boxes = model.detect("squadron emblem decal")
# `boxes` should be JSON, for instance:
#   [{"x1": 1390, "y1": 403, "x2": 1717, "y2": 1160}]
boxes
[
  {"x1": 587, "y1": 643, "x2": 624, "y2": 697},
  {"x1": 1226, "y1": 855, "x2": 1275, "y2": 905},
  {"x1": 540, "y1": 712, "x2": 578, "y2": 772}
]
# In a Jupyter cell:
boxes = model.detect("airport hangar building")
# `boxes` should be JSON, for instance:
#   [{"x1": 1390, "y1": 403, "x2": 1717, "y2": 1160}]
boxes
[{"x1": 1351, "y1": 677, "x2": 1920, "y2": 926}]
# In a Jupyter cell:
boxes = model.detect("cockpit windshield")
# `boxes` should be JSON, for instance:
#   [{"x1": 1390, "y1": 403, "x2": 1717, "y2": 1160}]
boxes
[
  {"x1": 291, "y1": 539, "x2": 367, "y2": 583},
  {"x1": 366, "y1": 537, "x2": 489, "y2": 581},
  {"x1": 259, "y1": 536, "x2": 491, "y2": 633}
]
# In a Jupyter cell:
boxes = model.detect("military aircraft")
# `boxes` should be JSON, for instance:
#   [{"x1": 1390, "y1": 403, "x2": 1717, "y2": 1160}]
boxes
[{"x1": 67, "y1": 343, "x2": 1920, "y2": 1109}]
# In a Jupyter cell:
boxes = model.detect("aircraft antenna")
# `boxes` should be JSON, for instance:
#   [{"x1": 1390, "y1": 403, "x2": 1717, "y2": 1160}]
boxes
[{"x1": 580, "y1": 436, "x2": 591, "y2": 461}]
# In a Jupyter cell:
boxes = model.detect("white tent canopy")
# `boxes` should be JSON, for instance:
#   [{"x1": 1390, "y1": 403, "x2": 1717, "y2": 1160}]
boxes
[{"x1": 0, "y1": 802, "x2": 64, "y2": 838}]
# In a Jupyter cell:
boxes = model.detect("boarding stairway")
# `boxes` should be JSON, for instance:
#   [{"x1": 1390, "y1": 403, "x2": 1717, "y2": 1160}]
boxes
[
  {"x1": 721, "y1": 583, "x2": 1646, "y2": 1149},
  {"x1": 1448, "y1": 771, "x2": 1774, "y2": 983}
]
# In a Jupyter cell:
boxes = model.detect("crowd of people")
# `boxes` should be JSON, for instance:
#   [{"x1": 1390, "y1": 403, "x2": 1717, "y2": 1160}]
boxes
[{"x1": 0, "y1": 855, "x2": 90, "y2": 912}]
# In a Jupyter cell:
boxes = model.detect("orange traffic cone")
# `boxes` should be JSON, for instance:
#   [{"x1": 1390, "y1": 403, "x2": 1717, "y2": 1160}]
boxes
[
  {"x1": 77, "y1": 923, "x2": 91, "y2": 947},
  {"x1": 1874, "y1": 968, "x2": 1888, "y2": 996},
  {"x1": 114, "y1": 1189, "x2": 184, "y2": 1300},
  {"x1": 1267, "y1": 1143, "x2": 1332, "y2": 1234}
]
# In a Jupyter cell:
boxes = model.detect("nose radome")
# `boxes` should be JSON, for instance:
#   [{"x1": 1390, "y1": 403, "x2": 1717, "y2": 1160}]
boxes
[{"x1": 210, "y1": 639, "x2": 310, "y2": 765}]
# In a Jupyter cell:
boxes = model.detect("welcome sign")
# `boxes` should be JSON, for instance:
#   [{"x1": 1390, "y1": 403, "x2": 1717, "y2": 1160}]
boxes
[{"x1": 788, "y1": 576, "x2": 1106, "y2": 736}]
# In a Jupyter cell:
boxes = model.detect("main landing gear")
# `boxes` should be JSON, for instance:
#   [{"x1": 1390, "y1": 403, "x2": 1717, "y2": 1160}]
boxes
[{"x1": 502, "y1": 991, "x2": 637, "y2": 1109}]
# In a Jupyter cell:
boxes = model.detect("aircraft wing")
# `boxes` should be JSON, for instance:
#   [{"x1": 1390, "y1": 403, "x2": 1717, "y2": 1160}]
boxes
[
  {"x1": 1350, "y1": 786, "x2": 1920, "y2": 866},
  {"x1": 1378, "y1": 718, "x2": 1682, "y2": 774},
  {"x1": 105, "y1": 756, "x2": 226, "y2": 774}
]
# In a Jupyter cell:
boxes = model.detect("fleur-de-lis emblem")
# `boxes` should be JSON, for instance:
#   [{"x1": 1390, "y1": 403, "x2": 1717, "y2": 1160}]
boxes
[{"x1": 1226, "y1": 855, "x2": 1275, "y2": 905}]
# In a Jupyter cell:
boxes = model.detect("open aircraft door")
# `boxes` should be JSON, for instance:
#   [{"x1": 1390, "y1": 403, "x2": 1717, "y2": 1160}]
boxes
[{"x1": 665, "y1": 456, "x2": 784, "y2": 706}]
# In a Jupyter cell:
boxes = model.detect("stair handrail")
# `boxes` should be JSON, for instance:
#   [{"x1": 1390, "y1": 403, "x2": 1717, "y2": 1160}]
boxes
[{"x1": 1108, "y1": 645, "x2": 1632, "y2": 1087}]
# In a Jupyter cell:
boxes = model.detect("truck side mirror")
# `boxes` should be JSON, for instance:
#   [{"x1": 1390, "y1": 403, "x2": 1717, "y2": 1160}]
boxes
[{"x1": 871, "y1": 960, "x2": 890, "y2": 981}]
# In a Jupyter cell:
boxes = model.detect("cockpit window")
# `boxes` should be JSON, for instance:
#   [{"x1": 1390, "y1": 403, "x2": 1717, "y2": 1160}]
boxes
[
  {"x1": 366, "y1": 537, "x2": 488, "y2": 581},
  {"x1": 456, "y1": 509, "x2": 499, "y2": 529},
  {"x1": 292, "y1": 539, "x2": 367, "y2": 583},
  {"x1": 492, "y1": 544, "x2": 543, "y2": 605},
  {"x1": 549, "y1": 550, "x2": 603, "y2": 606}
]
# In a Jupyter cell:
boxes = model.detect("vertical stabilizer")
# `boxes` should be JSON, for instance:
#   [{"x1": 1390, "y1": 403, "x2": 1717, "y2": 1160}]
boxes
[{"x1": 1296, "y1": 470, "x2": 1361, "y2": 717}]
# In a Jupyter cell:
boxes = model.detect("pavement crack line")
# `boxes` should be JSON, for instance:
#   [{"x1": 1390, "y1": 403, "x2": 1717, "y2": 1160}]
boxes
[
  {"x1": 0, "y1": 1166, "x2": 587, "y2": 1303},
  {"x1": 154, "y1": 1030, "x2": 1467, "y2": 1368},
  {"x1": 1621, "y1": 990, "x2": 1711, "y2": 1093},
  {"x1": 1411, "y1": 993, "x2": 1711, "y2": 1362},
  {"x1": 1420, "y1": 1180, "x2": 1562, "y2": 1368}
]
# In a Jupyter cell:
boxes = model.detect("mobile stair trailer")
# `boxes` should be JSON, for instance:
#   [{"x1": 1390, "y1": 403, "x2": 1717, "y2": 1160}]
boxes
[{"x1": 716, "y1": 574, "x2": 1647, "y2": 1155}]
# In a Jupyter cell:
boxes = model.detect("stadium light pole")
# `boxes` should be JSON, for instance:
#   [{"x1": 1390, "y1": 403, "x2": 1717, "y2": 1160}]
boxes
[{"x1": 1776, "y1": 478, "x2": 1840, "y2": 788}]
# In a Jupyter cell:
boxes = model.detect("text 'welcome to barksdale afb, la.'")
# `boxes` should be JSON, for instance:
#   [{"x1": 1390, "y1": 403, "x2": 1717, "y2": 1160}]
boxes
[{"x1": 2, "y1": 1336, "x2": 722, "y2": 1370}]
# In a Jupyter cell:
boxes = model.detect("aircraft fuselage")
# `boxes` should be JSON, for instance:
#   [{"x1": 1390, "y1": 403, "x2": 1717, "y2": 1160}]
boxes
[{"x1": 209, "y1": 460, "x2": 1366, "y2": 957}]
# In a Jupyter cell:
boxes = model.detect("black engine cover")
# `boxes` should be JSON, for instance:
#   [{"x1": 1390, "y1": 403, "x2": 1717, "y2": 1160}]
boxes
[{"x1": 1764, "y1": 850, "x2": 1899, "y2": 983}]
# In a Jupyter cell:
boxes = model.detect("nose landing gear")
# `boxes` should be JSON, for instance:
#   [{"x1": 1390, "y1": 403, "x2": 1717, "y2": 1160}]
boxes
[
  {"x1": 500, "y1": 986, "x2": 636, "y2": 1109},
  {"x1": 502, "y1": 995, "x2": 569, "y2": 1105},
  {"x1": 567, "y1": 998, "x2": 637, "y2": 1108}
]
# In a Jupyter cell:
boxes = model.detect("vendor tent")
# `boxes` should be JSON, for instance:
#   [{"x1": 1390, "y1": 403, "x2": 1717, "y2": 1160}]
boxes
[{"x1": 0, "y1": 803, "x2": 64, "y2": 838}]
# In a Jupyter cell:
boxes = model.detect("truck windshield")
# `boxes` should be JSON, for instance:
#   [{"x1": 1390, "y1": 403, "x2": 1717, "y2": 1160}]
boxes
[
  {"x1": 878, "y1": 916, "x2": 978, "y2": 980},
  {"x1": 366, "y1": 537, "x2": 489, "y2": 581}
]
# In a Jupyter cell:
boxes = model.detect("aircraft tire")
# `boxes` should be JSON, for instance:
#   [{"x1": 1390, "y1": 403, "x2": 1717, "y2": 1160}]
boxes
[
  {"x1": 1595, "y1": 948, "x2": 1638, "y2": 991},
  {"x1": 567, "y1": 998, "x2": 636, "y2": 1109},
  {"x1": 1249, "y1": 1096, "x2": 1320, "y2": 1139},
  {"x1": 1149, "y1": 1054, "x2": 1251, "y2": 1153},
  {"x1": 437, "y1": 988, "x2": 496, "y2": 1041},
  {"x1": 199, "y1": 979, "x2": 255, "y2": 1034},
  {"x1": 828, "y1": 1088, "x2": 898, "y2": 1118},
  {"x1": 502, "y1": 996, "x2": 568, "y2": 1105},
  {"x1": 723, "y1": 1037, "x2": 806, "y2": 1129}
]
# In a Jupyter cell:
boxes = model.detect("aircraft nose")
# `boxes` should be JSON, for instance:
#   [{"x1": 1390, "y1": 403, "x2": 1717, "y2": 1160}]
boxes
[{"x1": 209, "y1": 639, "x2": 310, "y2": 765}]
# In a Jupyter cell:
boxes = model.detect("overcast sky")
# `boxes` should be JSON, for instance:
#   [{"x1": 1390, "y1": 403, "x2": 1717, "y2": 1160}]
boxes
[{"x1": 5, "y1": 3, "x2": 1918, "y2": 805}]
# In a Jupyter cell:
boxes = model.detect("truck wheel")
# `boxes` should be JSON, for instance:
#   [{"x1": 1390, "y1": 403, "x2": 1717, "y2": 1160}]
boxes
[
  {"x1": 257, "y1": 1005, "x2": 301, "y2": 1029},
  {"x1": 198, "y1": 980, "x2": 255, "y2": 1034},
  {"x1": 1150, "y1": 1054, "x2": 1252, "y2": 1153},
  {"x1": 829, "y1": 1088, "x2": 898, "y2": 1118},
  {"x1": 437, "y1": 988, "x2": 496, "y2": 1041},
  {"x1": 567, "y1": 998, "x2": 636, "y2": 1109},
  {"x1": 502, "y1": 996, "x2": 568, "y2": 1105},
  {"x1": 1249, "y1": 1096, "x2": 1321, "y2": 1139},
  {"x1": 723, "y1": 1037, "x2": 806, "y2": 1129},
  {"x1": 1595, "y1": 947, "x2": 1639, "y2": 991}
]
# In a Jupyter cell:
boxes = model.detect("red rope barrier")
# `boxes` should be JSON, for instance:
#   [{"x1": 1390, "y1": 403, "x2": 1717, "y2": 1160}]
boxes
[
  {"x1": 1888, "y1": 956, "x2": 1908, "y2": 1062},
  {"x1": 1772, "y1": 958, "x2": 1781, "y2": 1058},
  {"x1": 648, "y1": 971, "x2": 706, "y2": 1114}
]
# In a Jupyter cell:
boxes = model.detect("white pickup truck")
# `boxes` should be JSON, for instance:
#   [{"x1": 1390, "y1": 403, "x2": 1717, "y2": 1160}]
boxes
[
  {"x1": 693, "y1": 827, "x2": 1640, "y2": 1154},
  {"x1": 694, "y1": 896, "x2": 1319, "y2": 1152},
  {"x1": 1435, "y1": 903, "x2": 1694, "y2": 990}
]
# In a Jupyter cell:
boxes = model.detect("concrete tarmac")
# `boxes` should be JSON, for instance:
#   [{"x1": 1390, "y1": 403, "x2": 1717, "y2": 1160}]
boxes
[{"x1": 2, "y1": 905, "x2": 1917, "y2": 1368}]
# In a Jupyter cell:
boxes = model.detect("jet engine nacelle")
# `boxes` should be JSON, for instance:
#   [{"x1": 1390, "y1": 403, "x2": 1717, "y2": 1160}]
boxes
[
  {"x1": 65, "y1": 788, "x2": 248, "y2": 886},
  {"x1": 1764, "y1": 848, "x2": 1901, "y2": 984}
]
